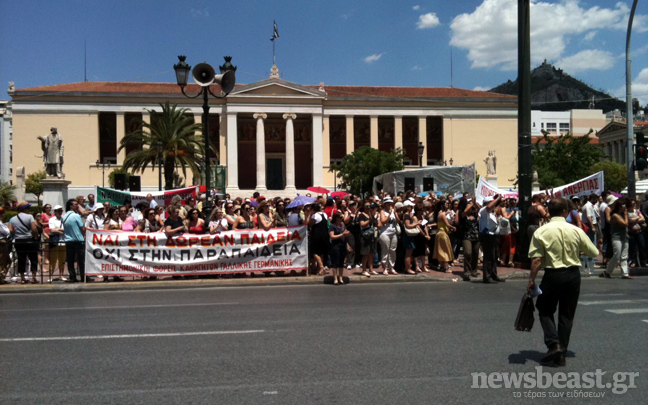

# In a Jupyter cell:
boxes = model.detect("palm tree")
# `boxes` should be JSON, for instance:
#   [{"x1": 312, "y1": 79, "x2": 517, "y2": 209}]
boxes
[
  {"x1": 0, "y1": 182, "x2": 16, "y2": 209},
  {"x1": 118, "y1": 101, "x2": 207, "y2": 190}
]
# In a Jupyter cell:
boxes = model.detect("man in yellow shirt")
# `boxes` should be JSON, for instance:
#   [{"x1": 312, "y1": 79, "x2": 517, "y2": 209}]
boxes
[{"x1": 528, "y1": 197, "x2": 598, "y2": 367}]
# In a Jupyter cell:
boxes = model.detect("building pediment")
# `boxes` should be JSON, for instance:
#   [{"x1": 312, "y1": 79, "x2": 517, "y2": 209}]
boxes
[
  {"x1": 230, "y1": 78, "x2": 326, "y2": 99},
  {"x1": 596, "y1": 121, "x2": 626, "y2": 137}
]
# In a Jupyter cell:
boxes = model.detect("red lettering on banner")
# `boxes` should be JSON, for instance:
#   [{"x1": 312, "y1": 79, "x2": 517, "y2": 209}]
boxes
[
  {"x1": 241, "y1": 234, "x2": 250, "y2": 245},
  {"x1": 128, "y1": 235, "x2": 137, "y2": 247},
  {"x1": 166, "y1": 238, "x2": 175, "y2": 248},
  {"x1": 223, "y1": 234, "x2": 235, "y2": 246},
  {"x1": 291, "y1": 230, "x2": 301, "y2": 241},
  {"x1": 251, "y1": 234, "x2": 262, "y2": 245},
  {"x1": 212, "y1": 235, "x2": 223, "y2": 247},
  {"x1": 188, "y1": 237, "x2": 199, "y2": 248},
  {"x1": 201, "y1": 236, "x2": 211, "y2": 247},
  {"x1": 147, "y1": 236, "x2": 157, "y2": 247},
  {"x1": 176, "y1": 237, "x2": 187, "y2": 247},
  {"x1": 276, "y1": 231, "x2": 286, "y2": 243},
  {"x1": 593, "y1": 178, "x2": 599, "y2": 189},
  {"x1": 266, "y1": 234, "x2": 276, "y2": 245}
]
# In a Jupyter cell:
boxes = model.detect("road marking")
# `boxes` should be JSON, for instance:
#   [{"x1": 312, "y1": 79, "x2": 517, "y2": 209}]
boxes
[
  {"x1": 579, "y1": 299, "x2": 648, "y2": 306},
  {"x1": 0, "y1": 302, "x2": 238, "y2": 312},
  {"x1": 643, "y1": 320, "x2": 648, "y2": 324},
  {"x1": 0, "y1": 330, "x2": 264, "y2": 342},
  {"x1": 605, "y1": 308, "x2": 648, "y2": 314}
]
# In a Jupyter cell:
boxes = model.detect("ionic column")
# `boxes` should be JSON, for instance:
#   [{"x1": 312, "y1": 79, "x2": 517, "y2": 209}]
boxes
[
  {"x1": 394, "y1": 116, "x2": 403, "y2": 151},
  {"x1": 254, "y1": 113, "x2": 267, "y2": 192},
  {"x1": 418, "y1": 116, "x2": 427, "y2": 167},
  {"x1": 116, "y1": 112, "x2": 125, "y2": 164},
  {"x1": 312, "y1": 113, "x2": 324, "y2": 187},
  {"x1": 346, "y1": 115, "x2": 354, "y2": 155},
  {"x1": 283, "y1": 113, "x2": 297, "y2": 193},
  {"x1": 370, "y1": 116, "x2": 379, "y2": 149},
  {"x1": 226, "y1": 112, "x2": 238, "y2": 191}
]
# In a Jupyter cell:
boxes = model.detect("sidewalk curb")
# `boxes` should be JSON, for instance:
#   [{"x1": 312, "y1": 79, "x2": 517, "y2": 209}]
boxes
[{"x1": 0, "y1": 270, "x2": 538, "y2": 294}]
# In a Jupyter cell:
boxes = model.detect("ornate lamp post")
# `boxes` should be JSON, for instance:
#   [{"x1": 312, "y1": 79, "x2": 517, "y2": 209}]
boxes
[
  {"x1": 95, "y1": 160, "x2": 111, "y2": 187},
  {"x1": 417, "y1": 142, "x2": 425, "y2": 168},
  {"x1": 173, "y1": 55, "x2": 236, "y2": 216}
]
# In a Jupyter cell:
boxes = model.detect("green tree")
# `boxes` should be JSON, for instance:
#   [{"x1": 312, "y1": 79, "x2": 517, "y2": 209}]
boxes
[
  {"x1": 589, "y1": 161, "x2": 628, "y2": 193},
  {"x1": 0, "y1": 181, "x2": 17, "y2": 208},
  {"x1": 25, "y1": 171, "x2": 46, "y2": 205},
  {"x1": 118, "y1": 101, "x2": 206, "y2": 190},
  {"x1": 108, "y1": 168, "x2": 130, "y2": 189},
  {"x1": 532, "y1": 131, "x2": 606, "y2": 189},
  {"x1": 330, "y1": 146, "x2": 405, "y2": 197}
]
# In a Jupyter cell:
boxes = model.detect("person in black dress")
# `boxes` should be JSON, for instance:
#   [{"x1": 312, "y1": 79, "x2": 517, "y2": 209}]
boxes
[{"x1": 329, "y1": 212, "x2": 350, "y2": 285}]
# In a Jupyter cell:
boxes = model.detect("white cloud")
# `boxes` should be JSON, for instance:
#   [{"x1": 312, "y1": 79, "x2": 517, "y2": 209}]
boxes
[
  {"x1": 364, "y1": 53, "x2": 383, "y2": 63},
  {"x1": 555, "y1": 49, "x2": 616, "y2": 73},
  {"x1": 473, "y1": 86, "x2": 491, "y2": 91},
  {"x1": 450, "y1": 0, "x2": 638, "y2": 71},
  {"x1": 411, "y1": 65, "x2": 423, "y2": 71},
  {"x1": 616, "y1": 67, "x2": 648, "y2": 106},
  {"x1": 584, "y1": 31, "x2": 596, "y2": 41},
  {"x1": 417, "y1": 13, "x2": 440, "y2": 29},
  {"x1": 190, "y1": 8, "x2": 209, "y2": 18},
  {"x1": 413, "y1": 5, "x2": 420, "y2": 11}
]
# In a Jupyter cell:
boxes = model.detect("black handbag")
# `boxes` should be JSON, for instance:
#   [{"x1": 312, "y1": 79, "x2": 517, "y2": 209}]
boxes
[{"x1": 514, "y1": 293, "x2": 535, "y2": 332}]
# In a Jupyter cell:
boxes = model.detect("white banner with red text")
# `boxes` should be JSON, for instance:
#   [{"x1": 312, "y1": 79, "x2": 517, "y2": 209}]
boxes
[
  {"x1": 541, "y1": 171, "x2": 604, "y2": 199},
  {"x1": 475, "y1": 177, "x2": 519, "y2": 204},
  {"x1": 85, "y1": 226, "x2": 309, "y2": 276}
]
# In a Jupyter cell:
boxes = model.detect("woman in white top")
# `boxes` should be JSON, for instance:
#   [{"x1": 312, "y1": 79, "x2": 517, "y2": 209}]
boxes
[
  {"x1": 209, "y1": 208, "x2": 229, "y2": 234},
  {"x1": 378, "y1": 197, "x2": 399, "y2": 275}
]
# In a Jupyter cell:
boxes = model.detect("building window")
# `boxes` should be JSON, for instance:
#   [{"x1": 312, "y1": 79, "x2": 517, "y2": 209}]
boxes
[
  {"x1": 124, "y1": 113, "x2": 143, "y2": 157},
  {"x1": 98, "y1": 112, "x2": 117, "y2": 164},
  {"x1": 546, "y1": 123, "x2": 556, "y2": 133},
  {"x1": 559, "y1": 123, "x2": 569, "y2": 134}
]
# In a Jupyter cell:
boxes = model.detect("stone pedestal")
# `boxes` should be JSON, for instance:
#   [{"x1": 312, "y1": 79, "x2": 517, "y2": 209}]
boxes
[
  {"x1": 41, "y1": 178, "x2": 72, "y2": 208},
  {"x1": 486, "y1": 174, "x2": 498, "y2": 188}
]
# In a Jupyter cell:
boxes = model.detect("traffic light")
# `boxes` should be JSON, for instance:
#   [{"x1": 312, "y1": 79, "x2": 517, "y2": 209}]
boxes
[{"x1": 636, "y1": 143, "x2": 648, "y2": 171}]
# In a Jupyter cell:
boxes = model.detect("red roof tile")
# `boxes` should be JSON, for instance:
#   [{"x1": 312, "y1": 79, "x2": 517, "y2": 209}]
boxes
[{"x1": 15, "y1": 81, "x2": 516, "y2": 100}]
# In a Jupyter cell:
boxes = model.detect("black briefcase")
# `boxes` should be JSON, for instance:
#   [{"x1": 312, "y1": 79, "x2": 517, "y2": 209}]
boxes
[{"x1": 514, "y1": 293, "x2": 535, "y2": 332}]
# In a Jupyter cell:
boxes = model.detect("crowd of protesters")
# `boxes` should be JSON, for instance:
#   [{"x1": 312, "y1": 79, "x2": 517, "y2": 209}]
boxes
[{"x1": 1, "y1": 188, "x2": 647, "y2": 285}]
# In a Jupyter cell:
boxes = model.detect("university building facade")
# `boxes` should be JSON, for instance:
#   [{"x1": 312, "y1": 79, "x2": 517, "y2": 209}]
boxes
[{"x1": 9, "y1": 77, "x2": 518, "y2": 196}]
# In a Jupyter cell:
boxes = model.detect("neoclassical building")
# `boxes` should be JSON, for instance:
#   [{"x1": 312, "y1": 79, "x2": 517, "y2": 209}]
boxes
[
  {"x1": 596, "y1": 119, "x2": 648, "y2": 180},
  {"x1": 8, "y1": 76, "x2": 518, "y2": 196}
]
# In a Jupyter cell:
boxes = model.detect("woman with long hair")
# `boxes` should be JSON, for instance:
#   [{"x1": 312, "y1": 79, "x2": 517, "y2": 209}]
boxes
[
  {"x1": 209, "y1": 208, "x2": 228, "y2": 234},
  {"x1": 257, "y1": 201, "x2": 276, "y2": 231},
  {"x1": 274, "y1": 200, "x2": 288, "y2": 228},
  {"x1": 601, "y1": 197, "x2": 632, "y2": 279},
  {"x1": 401, "y1": 200, "x2": 419, "y2": 275},
  {"x1": 185, "y1": 208, "x2": 205, "y2": 234},
  {"x1": 224, "y1": 202, "x2": 238, "y2": 230},
  {"x1": 433, "y1": 199, "x2": 455, "y2": 272},
  {"x1": 329, "y1": 211, "x2": 350, "y2": 285},
  {"x1": 233, "y1": 202, "x2": 255, "y2": 230},
  {"x1": 460, "y1": 200, "x2": 481, "y2": 281},
  {"x1": 358, "y1": 201, "x2": 379, "y2": 276},
  {"x1": 378, "y1": 197, "x2": 399, "y2": 275}
]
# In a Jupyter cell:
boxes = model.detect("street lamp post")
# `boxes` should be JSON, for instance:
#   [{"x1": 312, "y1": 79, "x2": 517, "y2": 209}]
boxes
[
  {"x1": 417, "y1": 142, "x2": 425, "y2": 168},
  {"x1": 157, "y1": 141, "x2": 162, "y2": 191},
  {"x1": 174, "y1": 55, "x2": 236, "y2": 217},
  {"x1": 95, "y1": 160, "x2": 111, "y2": 187}
]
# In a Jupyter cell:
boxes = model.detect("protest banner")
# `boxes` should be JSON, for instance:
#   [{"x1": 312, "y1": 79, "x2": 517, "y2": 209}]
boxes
[
  {"x1": 542, "y1": 171, "x2": 604, "y2": 199},
  {"x1": 475, "y1": 177, "x2": 518, "y2": 204},
  {"x1": 96, "y1": 186, "x2": 198, "y2": 207},
  {"x1": 85, "y1": 226, "x2": 309, "y2": 276}
]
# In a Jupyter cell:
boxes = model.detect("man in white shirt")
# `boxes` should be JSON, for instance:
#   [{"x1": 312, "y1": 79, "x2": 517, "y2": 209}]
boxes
[
  {"x1": 146, "y1": 194, "x2": 158, "y2": 209},
  {"x1": 478, "y1": 195, "x2": 505, "y2": 283},
  {"x1": 48, "y1": 205, "x2": 67, "y2": 281}
]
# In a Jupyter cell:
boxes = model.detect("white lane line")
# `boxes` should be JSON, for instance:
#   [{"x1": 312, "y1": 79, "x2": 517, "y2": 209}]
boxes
[
  {"x1": 0, "y1": 302, "x2": 238, "y2": 312},
  {"x1": 643, "y1": 320, "x2": 648, "y2": 324},
  {"x1": 605, "y1": 308, "x2": 648, "y2": 315},
  {"x1": 0, "y1": 330, "x2": 265, "y2": 342},
  {"x1": 579, "y1": 299, "x2": 648, "y2": 306}
]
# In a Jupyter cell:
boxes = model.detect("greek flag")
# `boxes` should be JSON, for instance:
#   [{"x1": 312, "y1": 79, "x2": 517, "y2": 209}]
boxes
[{"x1": 271, "y1": 21, "x2": 279, "y2": 41}]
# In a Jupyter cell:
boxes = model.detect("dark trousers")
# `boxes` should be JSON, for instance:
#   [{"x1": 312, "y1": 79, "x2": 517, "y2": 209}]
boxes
[
  {"x1": 14, "y1": 239, "x2": 38, "y2": 276},
  {"x1": 66, "y1": 241, "x2": 85, "y2": 281},
  {"x1": 479, "y1": 233, "x2": 499, "y2": 281},
  {"x1": 536, "y1": 267, "x2": 581, "y2": 350}
]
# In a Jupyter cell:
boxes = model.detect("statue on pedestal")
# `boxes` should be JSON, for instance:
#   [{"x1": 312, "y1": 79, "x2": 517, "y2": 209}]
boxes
[
  {"x1": 484, "y1": 150, "x2": 497, "y2": 175},
  {"x1": 37, "y1": 127, "x2": 64, "y2": 178}
]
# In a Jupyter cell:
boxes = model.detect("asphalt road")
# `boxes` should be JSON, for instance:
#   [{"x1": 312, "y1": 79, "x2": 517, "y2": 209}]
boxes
[{"x1": 1, "y1": 277, "x2": 647, "y2": 404}]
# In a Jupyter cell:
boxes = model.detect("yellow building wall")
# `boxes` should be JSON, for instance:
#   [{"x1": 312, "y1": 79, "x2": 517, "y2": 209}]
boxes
[
  {"x1": 443, "y1": 118, "x2": 518, "y2": 189},
  {"x1": 13, "y1": 112, "x2": 166, "y2": 189}
]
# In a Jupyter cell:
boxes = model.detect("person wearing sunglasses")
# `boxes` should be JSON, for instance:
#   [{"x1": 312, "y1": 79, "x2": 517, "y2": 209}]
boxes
[{"x1": 233, "y1": 202, "x2": 255, "y2": 230}]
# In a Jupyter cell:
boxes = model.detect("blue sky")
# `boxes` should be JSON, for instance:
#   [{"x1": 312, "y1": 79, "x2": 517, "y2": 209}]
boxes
[{"x1": 1, "y1": 0, "x2": 648, "y2": 104}]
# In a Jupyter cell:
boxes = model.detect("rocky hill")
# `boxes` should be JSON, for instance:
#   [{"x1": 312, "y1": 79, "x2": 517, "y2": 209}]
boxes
[{"x1": 489, "y1": 61, "x2": 627, "y2": 113}]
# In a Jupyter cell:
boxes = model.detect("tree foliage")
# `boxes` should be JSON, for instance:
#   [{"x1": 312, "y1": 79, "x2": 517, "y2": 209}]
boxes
[
  {"x1": 330, "y1": 146, "x2": 405, "y2": 197},
  {"x1": 589, "y1": 161, "x2": 628, "y2": 193},
  {"x1": 532, "y1": 132, "x2": 607, "y2": 189},
  {"x1": 0, "y1": 181, "x2": 17, "y2": 208},
  {"x1": 118, "y1": 101, "x2": 206, "y2": 190},
  {"x1": 25, "y1": 171, "x2": 46, "y2": 205}
]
